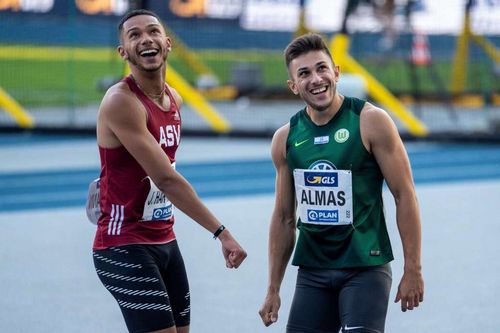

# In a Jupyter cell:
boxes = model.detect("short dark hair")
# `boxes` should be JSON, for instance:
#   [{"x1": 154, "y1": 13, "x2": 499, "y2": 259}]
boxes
[
  {"x1": 117, "y1": 9, "x2": 163, "y2": 37},
  {"x1": 284, "y1": 33, "x2": 333, "y2": 69}
]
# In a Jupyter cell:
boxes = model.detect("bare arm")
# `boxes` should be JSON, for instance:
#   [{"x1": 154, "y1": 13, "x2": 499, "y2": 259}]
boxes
[
  {"x1": 98, "y1": 86, "x2": 246, "y2": 268},
  {"x1": 259, "y1": 124, "x2": 297, "y2": 326},
  {"x1": 361, "y1": 104, "x2": 424, "y2": 311}
]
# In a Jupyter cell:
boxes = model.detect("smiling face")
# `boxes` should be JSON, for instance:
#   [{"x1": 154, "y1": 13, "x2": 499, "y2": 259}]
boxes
[
  {"x1": 287, "y1": 50, "x2": 340, "y2": 112},
  {"x1": 118, "y1": 14, "x2": 171, "y2": 73}
]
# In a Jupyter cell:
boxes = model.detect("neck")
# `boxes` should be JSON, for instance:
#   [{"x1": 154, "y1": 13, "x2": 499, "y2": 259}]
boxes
[
  {"x1": 130, "y1": 73, "x2": 165, "y2": 100},
  {"x1": 129, "y1": 65, "x2": 166, "y2": 98},
  {"x1": 307, "y1": 94, "x2": 344, "y2": 126}
]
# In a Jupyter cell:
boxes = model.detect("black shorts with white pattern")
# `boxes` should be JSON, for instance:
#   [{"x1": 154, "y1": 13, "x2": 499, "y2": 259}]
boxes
[{"x1": 93, "y1": 240, "x2": 190, "y2": 333}]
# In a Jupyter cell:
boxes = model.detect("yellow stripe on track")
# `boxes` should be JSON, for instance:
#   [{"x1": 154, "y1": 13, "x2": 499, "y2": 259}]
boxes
[{"x1": 0, "y1": 45, "x2": 119, "y2": 61}]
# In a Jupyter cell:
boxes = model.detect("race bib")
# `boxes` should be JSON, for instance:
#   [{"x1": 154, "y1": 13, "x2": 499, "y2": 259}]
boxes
[
  {"x1": 141, "y1": 162, "x2": 175, "y2": 222},
  {"x1": 86, "y1": 178, "x2": 101, "y2": 225},
  {"x1": 85, "y1": 164, "x2": 175, "y2": 225},
  {"x1": 293, "y1": 169, "x2": 353, "y2": 225},
  {"x1": 141, "y1": 177, "x2": 174, "y2": 221}
]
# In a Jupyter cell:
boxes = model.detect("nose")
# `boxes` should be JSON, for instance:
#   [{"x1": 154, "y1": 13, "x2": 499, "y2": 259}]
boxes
[
  {"x1": 310, "y1": 70, "x2": 322, "y2": 84},
  {"x1": 140, "y1": 33, "x2": 154, "y2": 45}
]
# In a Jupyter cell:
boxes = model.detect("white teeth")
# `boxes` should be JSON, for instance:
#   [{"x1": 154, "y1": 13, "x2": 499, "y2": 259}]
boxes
[
  {"x1": 140, "y1": 49, "x2": 158, "y2": 56},
  {"x1": 311, "y1": 86, "x2": 327, "y2": 94}
]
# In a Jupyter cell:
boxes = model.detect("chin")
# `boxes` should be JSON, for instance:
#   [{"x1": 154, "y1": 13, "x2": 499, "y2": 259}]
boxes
[
  {"x1": 142, "y1": 64, "x2": 163, "y2": 72},
  {"x1": 311, "y1": 102, "x2": 332, "y2": 112},
  {"x1": 144, "y1": 67, "x2": 162, "y2": 73}
]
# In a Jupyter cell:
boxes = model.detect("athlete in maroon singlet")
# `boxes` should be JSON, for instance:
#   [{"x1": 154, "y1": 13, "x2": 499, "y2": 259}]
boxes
[
  {"x1": 94, "y1": 75, "x2": 180, "y2": 249},
  {"x1": 92, "y1": 9, "x2": 246, "y2": 333}
]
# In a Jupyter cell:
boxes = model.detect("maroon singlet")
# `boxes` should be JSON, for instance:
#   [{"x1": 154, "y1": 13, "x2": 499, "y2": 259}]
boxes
[{"x1": 93, "y1": 76, "x2": 181, "y2": 250}]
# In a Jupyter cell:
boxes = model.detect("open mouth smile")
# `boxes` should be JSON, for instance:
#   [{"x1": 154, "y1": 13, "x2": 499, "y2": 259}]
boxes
[
  {"x1": 139, "y1": 48, "x2": 159, "y2": 57},
  {"x1": 310, "y1": 86, "x2": 328, "y2": 95}
]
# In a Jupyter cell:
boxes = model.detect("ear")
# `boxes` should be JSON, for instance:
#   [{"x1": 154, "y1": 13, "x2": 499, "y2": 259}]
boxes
[
  {"x1": 117, "y1": 46, "x2": 128, "y2": 60},
  {"x1": 166, "y1": 37, "x2": 172, "y2": 52},
  {"x1": 334, "y1": 65, "x2": 340, "y2": 82},
  {"x1": 287, "y1": 79, "x2": 299, "y2": 95}
]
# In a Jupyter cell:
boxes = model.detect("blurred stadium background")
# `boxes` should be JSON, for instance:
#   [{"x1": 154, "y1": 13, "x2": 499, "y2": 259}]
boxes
[
  {"x1": 0, "y1": 0, "x2": 498, "y2": 140},
  {"x1": 1, "y1": 3, "x2": 499, "y2": 332}
]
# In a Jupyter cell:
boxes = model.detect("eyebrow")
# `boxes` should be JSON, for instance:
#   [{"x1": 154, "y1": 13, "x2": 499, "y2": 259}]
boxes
[
  {"x1": 125, "y1": 23, "x2": 161, "y2": 34},
  {"x1": 297, "y1": 60, "x2": 328, "y2": 72},
  {"x1": 314, "y1": 61, "x2": 328, "y2": 67}
]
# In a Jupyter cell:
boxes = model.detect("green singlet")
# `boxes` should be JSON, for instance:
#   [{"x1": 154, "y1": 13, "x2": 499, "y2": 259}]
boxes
[{"x1": 286, "y1": 96, "x2": 394, "y2": 269}]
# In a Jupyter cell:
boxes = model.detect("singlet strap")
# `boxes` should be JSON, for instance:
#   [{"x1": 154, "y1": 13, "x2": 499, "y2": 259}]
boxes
[
  {"x1": 286, "y1": 107, "x2": 306, "y2": 154},
  {"x1": 124, "y1": 75, "x2": 143, "y2": 96},
  {"x1": 123, "y1": 75, "x2": 178, "y2": 113},
  {"x1": 164, "y1": 84, "x2": 178, "y2": 111},
  {"x1": 289, "y1": 107, "x2": 305, "y2": 129},
  {"x1": 342, "y1": 96, "x2": 366, "y2": 116}
]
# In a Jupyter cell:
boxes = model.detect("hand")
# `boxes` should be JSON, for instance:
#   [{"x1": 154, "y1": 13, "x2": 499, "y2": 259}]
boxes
[
  {"x1": 218, "y1": 229, "x2": 247, "y2": 268},
  {"x1": 395, "y1": 269, "x2": 424, "y2": 312},
  {"x1": 259, "y1": 292, "x2": 281, "y2": 326}
]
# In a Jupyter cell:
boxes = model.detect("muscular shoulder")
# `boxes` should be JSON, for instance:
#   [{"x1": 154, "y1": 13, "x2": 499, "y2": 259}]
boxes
[
  {"x1": 99, "y1": 82, "x2": 145, "y2": 122},
  {"x1": 97, "y1": 81, "x2": 147, "y2": 147},
  {"x1": 273, "y1": 123, "x2": 290, "y2": 142},
  {"x1": 100, "y1": 82, "x2": 138, "y2": 113},
  {"x1": 360, "y1": 102, "x2": 399, "y2": 153},
  {"x1": 271, "y1": 123, "x2": 290, "y2": 165}
]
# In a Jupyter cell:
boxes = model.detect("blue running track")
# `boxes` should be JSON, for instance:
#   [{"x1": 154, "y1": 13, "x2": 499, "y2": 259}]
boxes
[{"x1": 1, "y1": 134, "x2": 499, "y2": 212}]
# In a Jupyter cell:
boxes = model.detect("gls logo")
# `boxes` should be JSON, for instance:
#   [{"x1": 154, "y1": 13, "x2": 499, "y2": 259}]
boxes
[{"x1": 304, "y1": 171, "x2": 338, "y2": 187}]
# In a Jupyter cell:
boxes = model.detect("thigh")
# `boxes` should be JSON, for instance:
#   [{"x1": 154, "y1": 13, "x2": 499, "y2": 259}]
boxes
[
  {"x1": 339, "y1": 264, "x2": 392, "y2": 333},
  {"x1": 93, "y1": 245, "x2": 176, "y2": 333},
  {"x1": 158, "y1": 240, "x2": 190, "y2": 328},
  {"x1": 286, "y1": 268, "x2": 341, "y2": 333}
]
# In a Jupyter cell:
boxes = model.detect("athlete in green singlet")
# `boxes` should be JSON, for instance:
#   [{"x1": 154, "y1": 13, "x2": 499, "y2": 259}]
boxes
[{"x1": 259, "y1": 33, "x2": 424, "y2": 333}]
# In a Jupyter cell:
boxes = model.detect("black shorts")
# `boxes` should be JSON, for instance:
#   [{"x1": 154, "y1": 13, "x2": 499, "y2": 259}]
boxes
[
  {"x1": 287, "y1": 264, "x2": 392, "y2": 333},
  {"x1": 93, "y1": 240, "x2": 190, "y2": 333}
]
